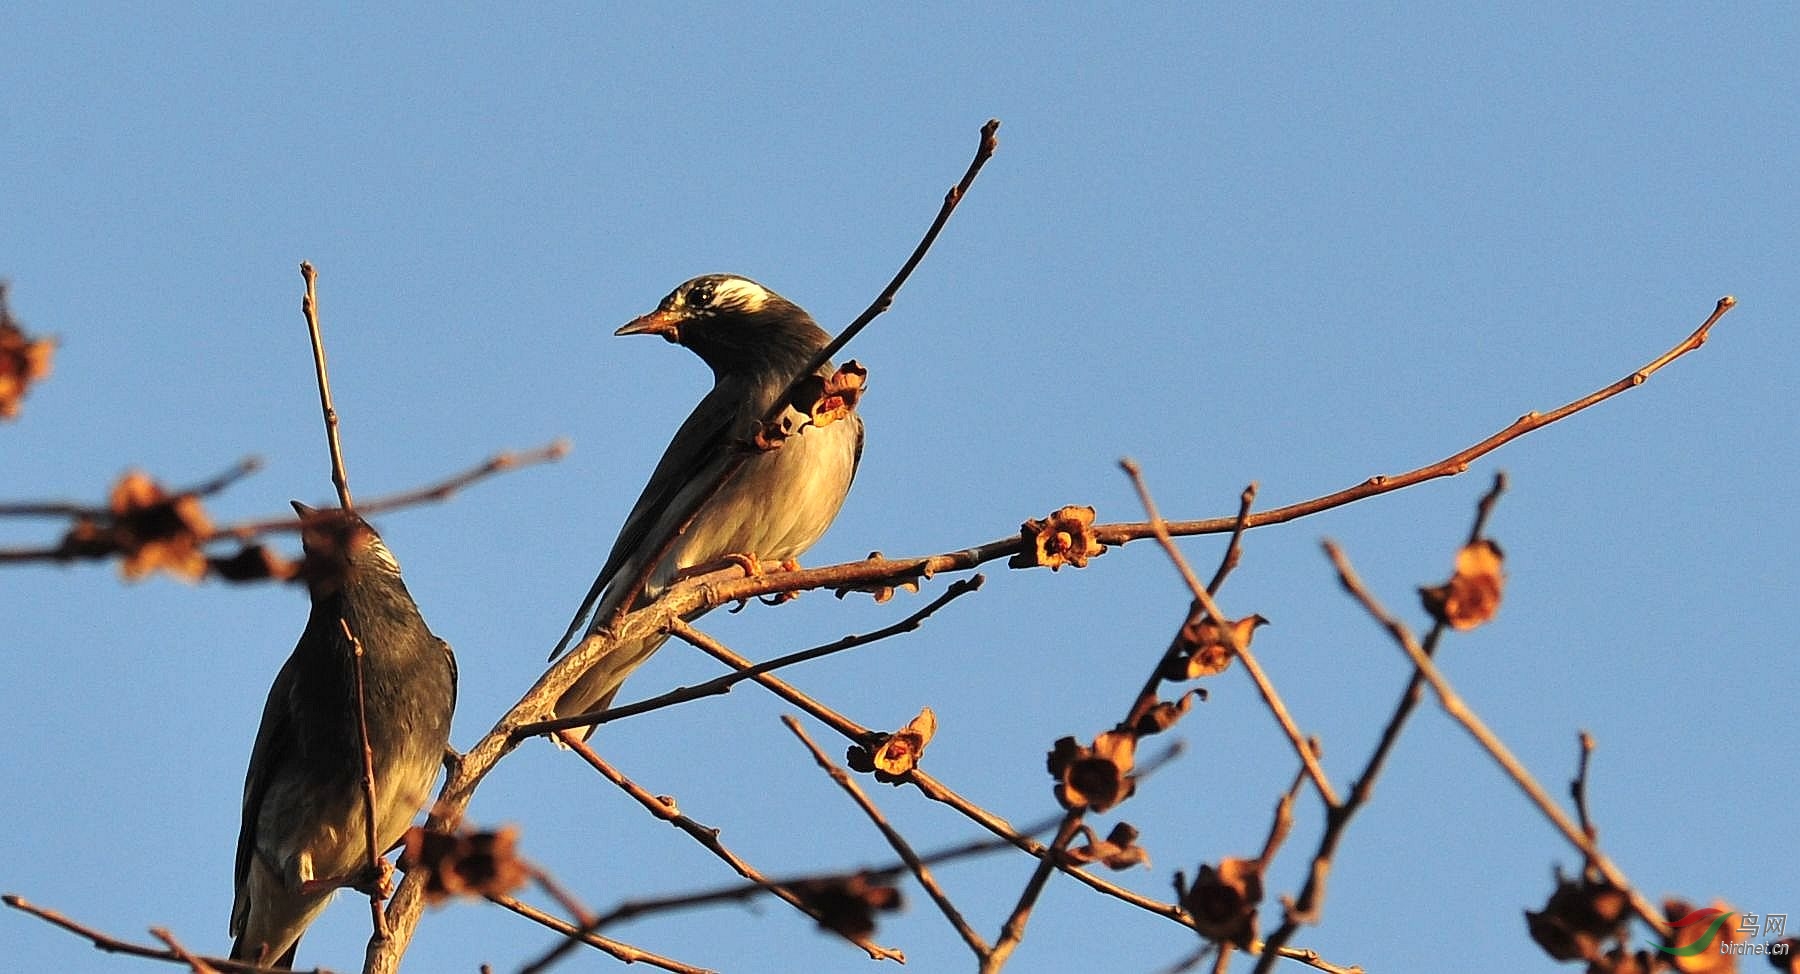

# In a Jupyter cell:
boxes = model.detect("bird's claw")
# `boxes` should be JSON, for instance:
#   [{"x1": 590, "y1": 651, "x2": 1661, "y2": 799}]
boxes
[{"x1": 350, "y1": 857, "x2": 397, "y2": 899}]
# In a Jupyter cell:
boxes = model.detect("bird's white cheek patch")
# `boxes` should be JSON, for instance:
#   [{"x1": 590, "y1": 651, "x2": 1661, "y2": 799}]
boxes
[
  {"x1": 366, "y1": 538, "x2": 402, "y2": 574},
  {"x1": 711, "y1": 277, "x2": 770, "y2": 312}
]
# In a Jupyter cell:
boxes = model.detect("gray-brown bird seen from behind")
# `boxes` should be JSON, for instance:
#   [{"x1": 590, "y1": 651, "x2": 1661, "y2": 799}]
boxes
[{"x1": 231, "y1": 502, "x2": 457, "y2": 968}]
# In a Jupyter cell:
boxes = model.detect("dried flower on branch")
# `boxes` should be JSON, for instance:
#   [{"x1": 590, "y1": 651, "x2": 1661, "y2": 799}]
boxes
[
  {"x1": 399, "y1": 826, "x2": 530, "y2": 907},
  {"x1": 1047, "y1": 730, "x2": 1137, "y2": 813},
  {"x1": 847, "y1": 707, "x2": 937, "y2": 783},
  {"x1": 1009, "y1": 504, "x2": 1107, "y2": 571},
  {"x1": 1062, "y1": 822, "x2": 1150, "y2": 871},
  {"x1": 99, "y1": 472, "x2": 215, "y2": 582},
  {"x1": 1524, "y1": 872, "x2": 1630, "y2": 962},
  {"x1": 1176, "y1": 857, "x2": 1264, "y2": 949},
  {"x1": 789, "y1": 872, "x2": 903, "y2": 940},
  {"x1": 0, "y1": 284, "x2": 55, "y2": 421},
  {"x1": 1159, "y1": 613, "x2": 1269, "y2": 681},
  {"x1": 1420, "y1": 538, "x2": 1506, "y2": 630}
]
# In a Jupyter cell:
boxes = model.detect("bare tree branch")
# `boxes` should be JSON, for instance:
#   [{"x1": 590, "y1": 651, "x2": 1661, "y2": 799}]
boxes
[
  {"x1": 1, "y1": 895, "x2": 321, "y2": 974},
  {"x1": 1320, "y1": 539, "x2": 1671, "y2": 940},
  {"x1": 513, "y1": 574, "x2": 983, "y2": 740},
  {"x1": 783, "y1": 715, "x2": 991, "y2": 957}
]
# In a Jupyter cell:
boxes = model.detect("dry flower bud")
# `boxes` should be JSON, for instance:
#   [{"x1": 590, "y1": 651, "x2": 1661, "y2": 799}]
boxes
[
  {"x1": 1048, "y1": 730, "x2": 1137, "y2": 813},
  {"x1": 106, "y1": 471, "x2": 214, "y2": 582},
  {"x1": 1009, "y1": 505, "x2": 1106, "y2": 571},
  {"x1": 400, "y1": 826, "x2": 530, "y2": 906},
  {"x1": 207, "y1": 544, "x2": 300, "y2": 583},
  {"x1": 0, "y1": 284, "x2": 55, "y2": 421},
  {"x1": 1132, "y1": 689, "x2": 1206, "y2": 736},
  {"x1": 791, "y1": 872, "x2": 902, "y2": 940},
  {"x1": 808, "y1": 361, "x2": 867, "y2": 429},
  {"x1": 1160, "y1": 614, "x2": 1268, "y2": 681},
  {"x1": 1420, "y1": 539, "x2": 1505, "y2": 630},
  {"x1": 866, "y1": 707, "x2": 936, "y2": 781},
  {"x1": 1525, "y1": 873, "x2": 1630, "y2": 962},
  {"x1": 1063, "y1": 822, "x2": 1150, "y2": 871},
  {"x1": 1176, "y1": 857, "x2": 1263, "y2": 948}
]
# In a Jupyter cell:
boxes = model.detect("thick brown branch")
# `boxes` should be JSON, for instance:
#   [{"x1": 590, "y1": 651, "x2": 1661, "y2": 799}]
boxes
[{"x1": 512, "y1": 574, "x2": 982, "y2": 740}]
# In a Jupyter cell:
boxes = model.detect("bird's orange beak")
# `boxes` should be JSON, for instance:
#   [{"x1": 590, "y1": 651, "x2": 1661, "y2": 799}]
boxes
[{"x1": 616, "y1": 308, "x2": 683, "y2": 342}]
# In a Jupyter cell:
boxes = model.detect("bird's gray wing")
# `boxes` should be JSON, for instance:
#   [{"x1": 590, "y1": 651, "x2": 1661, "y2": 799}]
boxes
[
  {"x1": 232, "y1": 654, "x2": 300, "y2": 934},
  {"x1": 550, "y1": 380, "x2": 745, "y2": 659}
]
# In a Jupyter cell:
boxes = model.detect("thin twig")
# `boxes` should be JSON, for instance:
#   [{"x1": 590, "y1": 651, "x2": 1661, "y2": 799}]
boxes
[
  {"x1": 1208, "y1": 483, "x2": 1258, "y2": 596},
  {"x1": 149, "y1": 928, "x2": 219, "y2": 974},
  {"x1": 600, "y1": 120, "x2": 1002, "y2": 633},
  {"x1": 0, "y1": 446, "x2": 566, "y2": 568},
  {"x1": 219, "y1": 442, "x2": 570, "y2": 541},
  {"x1": 350, "y1": 441, "x2": 571, "y2": 518},
  {"x1": 515, "y1": 574, "x2": 983, "y2": 740},
  {"x1": 338, "y1": 619, "x2": 391, "y2": 942},
  {"x1": 485, "y1": 894, "x2": 712, "y2": 974},
  {"x1": 983, "y1": 812, "x2": 1083, "y2": 973},
  {"x1": 557, "y1": 820, "x2": 1058, "y2": 946},
  {"x1": 1254, "y1": 472, "x2": 1506, "y2": 971},
  {"x1": 1257, "y1": 766, "x2": 1309, "y2": 870},
  {"x1": 539, "y1": 730, "x2": 904, "y2": 967},
  {"x1": 1571, "y1": 731, "x2": 1598, "y2": 844},
  {"x1": 1, "y1": 895, "x2": 316, "y2": 974},
  {"x1": 1321, "y1": 539, "x2": 1671, "y2": 940},
  {"x1": 1123, "y1": 459, "x2": 1338, "y2": 807},
  {"x1": 0, "y1": 457, "x2": 263, "y2": 519},
  {"x1": 783, "y1": 715, "x2": 991, "y2": 957},
  {"x1": 299, "y1": 262, "x2": 353, "y2": 510}
]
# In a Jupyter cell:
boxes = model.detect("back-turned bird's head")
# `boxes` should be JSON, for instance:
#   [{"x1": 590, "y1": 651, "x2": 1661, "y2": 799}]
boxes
[
  {"x1": 617, "y1": 274, "x2": 830, "y2": 378},
  {"x1": 290, "y1": 501, "x2": 406, "y2": 603}
]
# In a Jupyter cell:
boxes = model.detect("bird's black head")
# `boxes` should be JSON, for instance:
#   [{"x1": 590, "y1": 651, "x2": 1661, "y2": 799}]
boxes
[
  {"x1": 616, "y1": 274, "x2": 829, "y2": 377},
  {"x1": 291, "y1": 501, "x2": 403, "y2": 600}
]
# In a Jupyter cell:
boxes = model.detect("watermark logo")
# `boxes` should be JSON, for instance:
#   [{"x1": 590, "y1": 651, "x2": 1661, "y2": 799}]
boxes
[{"x1": 1656, "y1": 907, "x2": 1789, "y2": 959}]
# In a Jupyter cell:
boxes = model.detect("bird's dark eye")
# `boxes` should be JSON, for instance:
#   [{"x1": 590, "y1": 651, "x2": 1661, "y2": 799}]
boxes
[{"x1": 685, "y1": 282, "x2": 715, "y2": 309}]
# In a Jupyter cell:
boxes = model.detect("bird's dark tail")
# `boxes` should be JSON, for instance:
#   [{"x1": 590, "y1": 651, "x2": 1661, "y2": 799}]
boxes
[{"x1": 231, "y1": 935, "x2": 299, "y2": 969}]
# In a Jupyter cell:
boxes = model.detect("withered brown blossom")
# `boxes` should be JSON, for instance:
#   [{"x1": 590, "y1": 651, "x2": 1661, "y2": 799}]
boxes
[
  {"x1": 1009, "y1": 504, "x2": 1107, "y2": 571},
  {"x1": 1525, "y1": 873, "x2": 1630, "y2": 962},
  {"x1": 1132, "y1": 689, "x2": 1205, "y2": 736},
  {"x1": 1159, "y1": 614, "x2": 1268, "y2": 681},
  {"x1": 103, "y1": 472, "x2": 215, "y2": 582},
  {"x1": 1420, "y1": 538, "x2": 1506, "y2": 630},
  {"x1": 1062, "y1": 822, "x2": 1150, "y2": 871},
  {"x1": 399, "y1": 826, "x2": 530, "y2": 906},
  {"x1": 847, "y1": 708, "x2": 937, "y2": 784},
  {"x1": 1176, "y1": 857, "x2": 1264, "y2": 949},
  {"x1": 0, "y1": 283, "x2": 55, "y2": 421},
  {"x1": 790, "y1": 872, "x2": 903, "y2": 940},
  {"x1": 1047, "y1": 730, "x2": 1137, "y2": 813}
]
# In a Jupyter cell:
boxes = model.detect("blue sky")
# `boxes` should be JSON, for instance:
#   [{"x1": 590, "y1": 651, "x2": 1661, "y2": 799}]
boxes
[{"x1": 4, "y1": 5, "x2": 1796, "y2": 972}]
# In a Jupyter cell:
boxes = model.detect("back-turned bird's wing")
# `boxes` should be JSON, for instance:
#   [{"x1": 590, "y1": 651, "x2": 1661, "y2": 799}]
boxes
[
  {"x1": 549, "y1": 379, "x2": 746, "y2": 659},
  {"x1": 231, "y1": 652, "x2": 299, "y2": 936}
]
